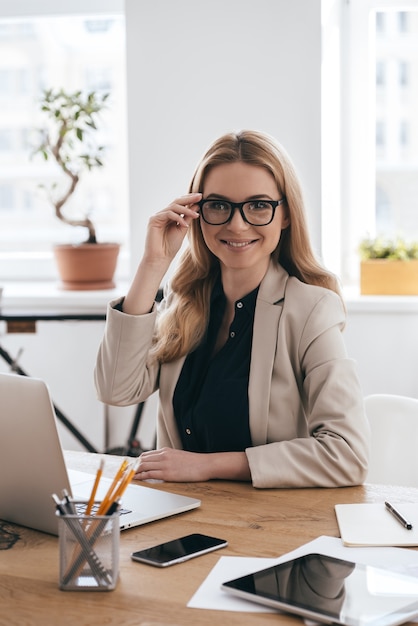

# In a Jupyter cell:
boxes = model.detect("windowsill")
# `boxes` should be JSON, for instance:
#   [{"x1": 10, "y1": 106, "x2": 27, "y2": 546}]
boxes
[
  {"x1": 343, "y1": 286, "x2": 418, "y2": 313},
  {"x1": 1, "y1": 281, "x2": 418, "y2": 315},
  {"x1": 0, "y1": 280, "x2": 129, "y2": 314}
]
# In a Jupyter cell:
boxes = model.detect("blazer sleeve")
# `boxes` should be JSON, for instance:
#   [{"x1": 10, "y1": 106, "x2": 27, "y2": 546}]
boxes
[
  {"x1": 94, "y1": 297, "x2": 160, "y2": 406},
  {"x1": 246, "y1": 285, "x2": 370, "y2": 489}
]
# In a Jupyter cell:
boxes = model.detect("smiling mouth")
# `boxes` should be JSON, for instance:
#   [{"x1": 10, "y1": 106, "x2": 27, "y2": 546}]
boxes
[{"x1": 222, "y1": 240, "x2": 256, "y2": 248}]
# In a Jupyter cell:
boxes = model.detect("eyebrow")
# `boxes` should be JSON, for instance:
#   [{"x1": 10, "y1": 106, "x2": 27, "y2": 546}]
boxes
[{"x1": 203, "y1": 193, "x2": 276, "y2": 201}]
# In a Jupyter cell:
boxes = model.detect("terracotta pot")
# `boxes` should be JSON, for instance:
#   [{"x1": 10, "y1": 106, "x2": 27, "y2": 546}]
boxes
[
  {"x1": 53, "y1": 243, "x2": 120, "y2": 290},
  {"x1": 360, "y1": 259, "x2": 418, "y2": 295}
]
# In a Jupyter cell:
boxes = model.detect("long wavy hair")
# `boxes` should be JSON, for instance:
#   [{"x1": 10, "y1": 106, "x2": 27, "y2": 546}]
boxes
[{"x1": 152, "y1": 130, "x2": 341, "y2": 363}]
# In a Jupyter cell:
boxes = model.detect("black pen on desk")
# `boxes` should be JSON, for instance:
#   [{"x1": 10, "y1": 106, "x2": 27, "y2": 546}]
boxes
[{"x1": 385, "y1": 501, "x2": 413, "y2": 530}]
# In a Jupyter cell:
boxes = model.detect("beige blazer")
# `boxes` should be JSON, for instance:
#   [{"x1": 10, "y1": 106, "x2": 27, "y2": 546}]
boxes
[{"x1": 95, "y1": 261, "x2": 370, "y2": 488}]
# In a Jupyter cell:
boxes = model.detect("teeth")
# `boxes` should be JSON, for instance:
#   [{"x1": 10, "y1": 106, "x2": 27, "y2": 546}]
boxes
[{"x1": 226, "y1": 241, "x2": 251, "y2": 247}]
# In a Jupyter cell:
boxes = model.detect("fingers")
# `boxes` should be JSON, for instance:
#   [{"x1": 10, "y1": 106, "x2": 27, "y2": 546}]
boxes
[
  {"x1": 143, "y1": 193, "x2": 202, "y2": 262},
  {"x1": 134, "y1": 454, "x2": 165, "y2": 481},
  {"x1": 174, "y1": 192, "x2": 202, "y2": 209},
  {"x1": 156, "y1": 192, "x2": 202, "y2": 228},
  {"x1": 134, "y1": 448, "x2": 184, "y2": 482},
  {"x1": 136, "y1": 448, "x2": 165, "y2": 469}
]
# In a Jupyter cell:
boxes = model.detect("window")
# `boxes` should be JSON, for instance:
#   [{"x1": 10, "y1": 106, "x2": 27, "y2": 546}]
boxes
[
  {"x1": 376, "y1": 11, "x2": 385, "y2": 34},
  {"x1": 0, "y1": 1, "x2": 128, "y2": 281},
  {"x1": 337, "y1": 0, "x2": 418, "y2": 286},
  {"x1": 376, "y1": 61, "x2": 386, "y2": 87},
  {"x1": 399, "y1": 61, "x2": 409, "y2": 87},
  {"x1": 376, "y1": 120, "x2": 386, "y2": 149},
  {"x1": 400, "y1": 120, "x2": 409, "y2": 148},
  {"x1": 398, "y1": 11, "x2": 408, "y2": 32}
]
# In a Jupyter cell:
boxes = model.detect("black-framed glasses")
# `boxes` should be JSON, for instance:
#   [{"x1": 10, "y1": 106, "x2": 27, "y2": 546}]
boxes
[{"x1": 197, "y1": 198, "x2": 286, "y2": 226}]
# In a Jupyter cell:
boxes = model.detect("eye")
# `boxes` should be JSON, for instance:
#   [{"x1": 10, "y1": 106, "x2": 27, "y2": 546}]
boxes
[
  {"x1": 204, "y1": 200, "x2": 230, "y2": 212},
  {"x1": 247, "y1": 200, "x2": 271, "y2": 211}
]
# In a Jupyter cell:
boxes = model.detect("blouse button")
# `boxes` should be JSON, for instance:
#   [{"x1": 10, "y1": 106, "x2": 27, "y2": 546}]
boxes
[
  {"x1": 185, "y1": 428, "x2": 191, "y2": 435},
  {"x1": 230, "y1": 331, "x2": 235, "y2": 338},
  {"x1": 236, "y1": 301, "x2": 243, "y2": 309}
]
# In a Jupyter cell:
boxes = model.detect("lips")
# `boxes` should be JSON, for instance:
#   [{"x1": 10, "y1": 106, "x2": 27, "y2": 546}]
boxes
[{"x1": 222, "y1": 240, "x2": 256, "y2": 248}]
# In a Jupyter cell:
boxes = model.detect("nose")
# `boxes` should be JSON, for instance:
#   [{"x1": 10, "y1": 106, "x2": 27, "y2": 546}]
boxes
[{"x1": 227, "y1": 206, "x2": 249, "y2": 230}]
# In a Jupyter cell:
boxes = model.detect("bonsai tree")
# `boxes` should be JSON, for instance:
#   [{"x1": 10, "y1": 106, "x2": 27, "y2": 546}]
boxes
[
  {"x1": 33, "y1": 88, "x2": 109, "y2": 244},
  {"x1": 359, "y1": 236, "x2": 418, "y2": 260}
]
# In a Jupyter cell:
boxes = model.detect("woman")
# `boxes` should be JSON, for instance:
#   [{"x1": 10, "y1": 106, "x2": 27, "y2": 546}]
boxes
[{"x1": 95, "y1": 130, "x2": 369, "y2": 488}]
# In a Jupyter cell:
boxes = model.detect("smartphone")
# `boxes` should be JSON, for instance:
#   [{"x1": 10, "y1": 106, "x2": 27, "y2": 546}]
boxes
[{"x1": 130, "y1": 533, "x2": 228, "y2": 567}]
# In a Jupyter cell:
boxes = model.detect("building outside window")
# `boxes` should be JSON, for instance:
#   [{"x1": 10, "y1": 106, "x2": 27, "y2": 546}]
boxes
[
  {"x1": 375, "y1": 9, "x2": 418, "y2": 240},
  {"x1": 340, "y1": 0, "x2": 418, "y2": 285}
]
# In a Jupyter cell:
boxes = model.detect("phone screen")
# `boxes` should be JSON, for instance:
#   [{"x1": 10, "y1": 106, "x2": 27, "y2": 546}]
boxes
[{"x1": 131, "y1": 533, "x2": 228, "y2": 567}]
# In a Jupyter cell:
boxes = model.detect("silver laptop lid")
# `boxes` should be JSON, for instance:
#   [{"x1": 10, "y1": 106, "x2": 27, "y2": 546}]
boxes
[{"x1": 0, "y1": 372, "x2": 73, "y2": 535}]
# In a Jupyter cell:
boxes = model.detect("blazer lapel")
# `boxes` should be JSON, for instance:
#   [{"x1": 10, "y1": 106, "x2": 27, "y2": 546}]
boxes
[
  {"x1": 248, "y1": 262, "x2": 288, "y2": 446},
  {"x1": 160, "y1": 356, "x2": 186, "y2": 448}
]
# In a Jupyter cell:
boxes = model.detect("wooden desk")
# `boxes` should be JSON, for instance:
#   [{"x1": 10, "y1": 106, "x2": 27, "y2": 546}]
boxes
[{"x1": 2, "y1": 451, "x2": 418, "y2": 626}]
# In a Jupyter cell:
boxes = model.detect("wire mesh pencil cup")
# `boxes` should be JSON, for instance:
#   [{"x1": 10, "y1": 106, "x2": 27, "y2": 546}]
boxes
[{"x1": 57, "y1": 502, "x2": 119, "y2": 591}]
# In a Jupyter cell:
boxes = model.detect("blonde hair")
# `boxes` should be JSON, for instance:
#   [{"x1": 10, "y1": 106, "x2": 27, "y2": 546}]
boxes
[{"x1": 152, "y1": 130, "x2": 341, "y2": 363}]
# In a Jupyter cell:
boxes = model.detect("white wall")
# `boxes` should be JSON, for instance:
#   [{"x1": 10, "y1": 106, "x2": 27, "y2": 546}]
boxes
[
  {"x1": 125, "y1": 0, "x2": 323, "y2": 272},
  {"x1": 345, "y1": 303, "x2": 418, "y2": 398}
]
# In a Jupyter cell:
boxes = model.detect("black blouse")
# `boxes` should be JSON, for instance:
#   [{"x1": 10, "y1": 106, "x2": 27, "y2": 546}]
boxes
[{"x1": 173, "y1": 279, "x2": 258, "y2": 453}]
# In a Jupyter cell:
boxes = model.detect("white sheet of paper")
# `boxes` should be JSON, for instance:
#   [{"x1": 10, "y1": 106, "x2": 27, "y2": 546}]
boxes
[
  {"x1": 189, "y1": 555, "x2": 278, "y2": 613},
  {"x1": 188, "y1": 535, "x2": 418, "y2": 616}
]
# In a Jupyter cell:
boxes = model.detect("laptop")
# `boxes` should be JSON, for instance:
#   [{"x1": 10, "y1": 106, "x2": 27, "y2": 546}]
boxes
[{"x1": 0, "y1": 372, "x2": 200, "y2": 535}]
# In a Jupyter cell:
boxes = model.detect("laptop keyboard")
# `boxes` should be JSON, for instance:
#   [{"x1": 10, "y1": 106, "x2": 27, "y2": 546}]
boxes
[{"x1": 75, "y1": 502, "x2": 132, "y2": 516}]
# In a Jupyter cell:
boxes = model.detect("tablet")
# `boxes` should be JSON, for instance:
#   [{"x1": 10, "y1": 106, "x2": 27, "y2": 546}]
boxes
[{"x1": 221, "y1": 553, "x2": 418, "y2": 625}]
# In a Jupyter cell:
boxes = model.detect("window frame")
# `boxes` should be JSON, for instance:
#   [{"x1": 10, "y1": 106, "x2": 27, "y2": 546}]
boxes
[
  {"x1": 335, "y1": 0, "x2": 418, "y2": 287},
  {"x1": 0, "y1": 0, "x2": 127, "y2": 282}
]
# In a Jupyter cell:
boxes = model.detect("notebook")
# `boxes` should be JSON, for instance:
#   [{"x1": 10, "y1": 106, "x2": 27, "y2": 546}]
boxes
[
  {"x1": 0, "y1": 372, "x2": 200, "y2": 535},
  {"x1": 335, "y1": 502, "x2": 418, "y2": 547}
]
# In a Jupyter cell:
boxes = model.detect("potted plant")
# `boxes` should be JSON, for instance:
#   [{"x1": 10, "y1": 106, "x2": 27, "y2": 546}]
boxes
[
  {"x1": 33, "y1": 88, "x2": 120, "y2": 290},
  {"x1": 359, "y1": 236, "x2": 418, "y2": 295}
]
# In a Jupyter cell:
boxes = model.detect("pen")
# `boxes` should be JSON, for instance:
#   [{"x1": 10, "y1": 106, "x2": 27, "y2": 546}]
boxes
[
  {"x1": 385, "y1": 501, "x2": 413, "y2": 530},
  {"x1": 52, "y1": 493, "x2": 66, "y2": 515},
  {"x1": 62, "y1": 489, "x2": 77, "y2": 515}
]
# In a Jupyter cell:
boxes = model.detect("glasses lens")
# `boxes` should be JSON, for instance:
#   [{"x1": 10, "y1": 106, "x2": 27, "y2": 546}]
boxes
[
  {"x1": 242, "y1": 201, "x2": 273, "y2": 225},
  {"x1": 201, "y1": 200, "x2": 231, "y2": 224},
  {"x1": 201, "y1": 200, "x2": 275, "y2": 225}
]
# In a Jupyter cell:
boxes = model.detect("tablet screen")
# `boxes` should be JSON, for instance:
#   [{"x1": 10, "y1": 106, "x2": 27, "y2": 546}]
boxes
[{"x1": 222, "y1": 553, "x2": 418, "y2": 625}]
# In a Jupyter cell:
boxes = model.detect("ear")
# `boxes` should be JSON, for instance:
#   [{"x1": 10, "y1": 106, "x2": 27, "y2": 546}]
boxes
[{"x1": 281, "y1": 209, "x2": 290, "y2": 230}]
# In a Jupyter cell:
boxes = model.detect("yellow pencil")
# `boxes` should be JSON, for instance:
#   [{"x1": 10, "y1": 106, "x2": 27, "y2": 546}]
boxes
[
  {"x1": 96, "y1": 459, "x2": 129, "y2": 516},
  {"x1": 109, "y1": 460, "x2": 139, "y2": 507},
  {"x1": 85, "y1": 459, "x2": 104, "y2": 516}
]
